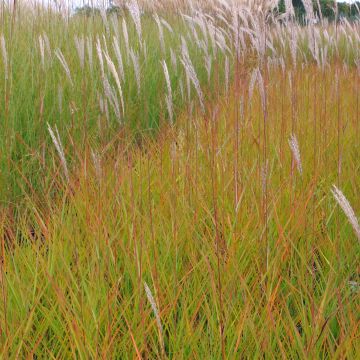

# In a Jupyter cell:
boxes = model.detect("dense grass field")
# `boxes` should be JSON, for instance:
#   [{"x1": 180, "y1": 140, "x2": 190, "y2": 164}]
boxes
[{"x1": 0, "y1": 1, "x2": 359, "y2": 358}]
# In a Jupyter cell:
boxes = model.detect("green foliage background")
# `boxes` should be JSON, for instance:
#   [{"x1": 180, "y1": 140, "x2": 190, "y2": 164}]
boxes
[{"x1": 278, "y1": 0, "x2": 360, "y2": 20}]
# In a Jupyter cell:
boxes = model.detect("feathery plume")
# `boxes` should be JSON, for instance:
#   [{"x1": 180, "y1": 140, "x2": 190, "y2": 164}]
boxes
[
  {"x1": 232, "y1": 7, "x2": 240, "y2": 57},
  {"x1": 332, "y1": 185, "x2": 360, "y2": 242},
  {"x1": 181, "y1": 56, "x2": 205, "y2": 113},
  {"x1": 144, "y1": 282, "x2": 164, "y2": 354},
  {"x1": 285, "y1": 0, "x2": 295, "y2": 19},
  {"x1": 91, "y1": 149, "x2": 102, "y2": 180},
  {"x1": 55, "y1": 48, "x2": 73, "y2": 86},
  {"x1": 181, "y1": 38, "x2": 205, "y2": 113},
  {"x1": 122, "y1": 18, "x2": 130, "y2": 62},
  {"x1": 161, "y1": 60, "x2": 173, "y2": 123},
  {"x1": 102, "y1": 35, "x2": 110, "y2": 58},
  {"x1": 104, "y1": 52, "x2": 125, "y2": 117},
  {"x1": 112, "y1": 37, "x2": 125, "y2": 81},
  {"x1": 127, "y1": 0, "x2": 142, "y2": 45},
  {"x1": 74, "y1": 36, "x2": 85, "y2": 69},
  {"x1": 100, "y1": 8, "x2": 109, "y2": 35},
  {"x1": 161, "y1": 59, "x2": 172, "y2": 98},
  {"x1": 43, "y1": 33, "x2": 51, "y2": 59},
  {"x1": 225, "y1": 56, "x2": 229, "y2": 95},
  {"x1": 96, "y1": 37, "x2": 105, "y2": 80},
  {"x1": 248, "y1": 67, "x2": 266, "y2": 112},
  {"x1": 1, "y1": 35, "x2": 8, "y2": 80},
  {"x1": 154, "y1": 14, "x2": 165, "y2": 54},
  {"x1": 170, "y1": 48, "x2": 177, "y2": 70},
  {"x1": 290, "y1": 30, "x2": 298, "y2": 68},
  {"x1": 47, "y1": 123, "x2": 69, "y2": 182},
  {"x1": 204, "y1": 54, "x2": 212, "y2": 83},
  {"x1": 103, "y1": 75, "x2": 121, "y2": 122},
  {"x1": 111, "y1": 14, "x2": 120, "y2": 40},
  {"x1": 161, "y1": 18, "x2": 174, "y2": 34},
  {"x1": 315, "y1": 0, "x2": 323, "y2": 21},
  {"x1": 249, "y1": 68, "x2": 258, "y2": 103},
  {"x1": 302, "y1": 0, "x2": 315, "y2": 23},
  {"x1": 130, "y1": 49, "x2": 141, "y2": 96},
  {"x1": 288, "y1": 134, "x2": 303, "y2": 175}
]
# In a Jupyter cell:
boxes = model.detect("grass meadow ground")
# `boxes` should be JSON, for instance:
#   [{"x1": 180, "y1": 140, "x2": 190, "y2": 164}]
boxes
[{"x1": 0, "y1": 0, "x2": 359, "y2": 358}]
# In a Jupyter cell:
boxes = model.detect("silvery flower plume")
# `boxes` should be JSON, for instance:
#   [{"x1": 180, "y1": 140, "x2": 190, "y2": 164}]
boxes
[
  {"x1": 130, "y1": 49, "x2": 141, "y2": 96},
  {"x1": 55, "y1": 48, "x2": 73, "y2": 86},
  {"x1": 154, "y1": 14, "x2": 165, "y2": 54},
  {"x1": 127, "y1": 0, "x2": 142, "y2": 45},
  {"x1": 74, "y1": 36, "x2": 85, "y2": 69},
  {"x1": 1, "y1": 35, "x2": 8, "y2": 80},
  {"x1": 288, "y1": 134, "x2": 303, "y2": 175},
  {"x1": 161, "y1": 59, "x2": 173, "y2": 123},
  {"x1": 112, "y1": 37, "x2": 125, "y2": 81},
  {"x1": 144, "y1": 282, "x2": 164, "y2": 354},
  {"x1": 285, "y1": 0, "x2": 295, "y2": 18},
  {"x1": 91, "y1": 149, "x2": 102, "y2": 180},
  {"x1": 48, "y1": 123, "x2": 69, "y2": 183},
  {"x1": 104, "y1": 52, "x2": 125, "y2": 118},
  {"x1": 332, "y1": 185, "x2": 360, "y2": 242},
  {"x1": 181, "y1": 39, "x2": 205, "y2": 114}
]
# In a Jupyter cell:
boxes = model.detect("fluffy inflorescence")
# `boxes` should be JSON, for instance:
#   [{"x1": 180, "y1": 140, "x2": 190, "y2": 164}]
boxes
[{"x1": 332, "y1": 185, "x2": 360, "y2": 242}]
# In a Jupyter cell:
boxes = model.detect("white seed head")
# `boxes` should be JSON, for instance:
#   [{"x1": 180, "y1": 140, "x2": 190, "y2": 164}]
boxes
[
  {"x1": 161, "y1": 60, "x2": 174, "y2": 124},
  {"x1": 112, "y1": 37, "x2": 125, "y2": 81},
  {"x1": 47, "y1": 123, "x2": 69, "y2": 182},
  {"x1": 91, "y1": 149, "x2": 102, "y2": 180},
  {"x1": 181, "y1": 49, "x2": 205, "y2": 114},
  {"x1": 249, "y1": 68, "x2": 258, "y2": 103},
  {"x1": 122, "y1": 18, "x2": 130, "y2": 62},
  {"x1": 161, "y1": 59, "x2": 172, "y2": 100},
  {"x1": 161, "y1": 18, "x2": 174, "y2": 34},
  {"x1": 1, "y1": 35, "x2": 8, "y2": 80},
  {"x1": 170, "y1": 48, "x2": 177, "y2": 70},
  {"x1": 302, "y1": 0, "x2": 315, "y2": 23},
  {"x1": 204, "y1": 54, "x2": 212, "y2": 83},
  {"x1": 225, "y1": 56, "x2": 229, "y2": 95},
  {"x1": 127, "y1": 0, "x2": 142, "y2": 45},
  {"x1": 288, "y1": 134, "x2": 303, "y2": 175},
  {"x1": 103, "y1": 75, "x2": 121, "y2": 123},
  {"x1": 100, "y1": 8, "x2": 110, "y2": 35},
  {"x1": 55, "y1": 48, "x2": 73, "y2": 86},
  {"x1": 332, "y1": 185, "x2": 360, "y2": 242},
  {"x1": 74, "y1": 36, "x2": 85, "y2": 69},
  {"x1": 144, "y1": 282, "x2": 164, "y2": 352},
  {"x1": 96, "y1": 37, "x2": 105, "y2": 80},
  {"x1": 154, "y1": 14, "x2": 165, "y2": 54},
  {"x1": 130, "y1": 49, "x2": 141, "y2": 96},
  {"x1": 104, "y1": 51, "x2": 125, "y2": 118},
  {"x1": 43, "y1": 33, "x2": 51, "y2": 59},
  {"x1": 285, "y1": 0, "x2": 295, "y2": 18}
]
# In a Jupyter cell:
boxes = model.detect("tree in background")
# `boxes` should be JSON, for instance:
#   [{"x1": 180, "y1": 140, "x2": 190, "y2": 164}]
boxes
[{"x1": 278, "y1": 0, "x2": 360, "y2": 20}]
